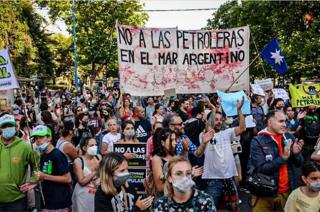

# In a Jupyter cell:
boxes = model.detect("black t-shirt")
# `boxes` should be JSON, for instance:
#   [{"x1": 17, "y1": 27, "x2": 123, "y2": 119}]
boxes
[
  {"x1": 40, "y1": 148, "x2": 72, "y2": 210},
  {"x1": 184, "y1": 118, "x2": 206, "y2": 166},
  {"x1": 134, "y1": 119, "x2": 151, "y2": 143},
  {"x1": 177, "y1": 108, "x2": 189, "y2": 122},
  {"x1": 95, "y1": 185, "x2": 139, "y2": 212}
]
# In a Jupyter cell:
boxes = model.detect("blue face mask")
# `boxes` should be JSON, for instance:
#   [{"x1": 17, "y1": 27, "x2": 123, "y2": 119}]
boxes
[
  {"x1": 2, "y1": 127, "x2": 16, "y2": 140},
  {"x1": 36, "y1": 143, "x2": 49, "y2": 153}
]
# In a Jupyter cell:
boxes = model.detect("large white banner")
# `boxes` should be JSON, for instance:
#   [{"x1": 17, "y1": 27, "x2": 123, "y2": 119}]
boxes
[
  {"x1": 0, "y1": 48, "x2": 19, "y2": 90},
  {"x1": 117, "y1": 25, "x2": 250, "y2": 96}
]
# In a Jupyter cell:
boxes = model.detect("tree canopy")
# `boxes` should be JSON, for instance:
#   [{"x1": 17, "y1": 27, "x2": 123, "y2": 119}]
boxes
[
  {"x1": 207, "y1": 0, "x2": 320, "y2": 81},
  {"x1": 38, "y1": 0, "x2": 148, "y2": 81},
  {"x1": 0, "y1": 0, "x2": 147, "y2": 83}
]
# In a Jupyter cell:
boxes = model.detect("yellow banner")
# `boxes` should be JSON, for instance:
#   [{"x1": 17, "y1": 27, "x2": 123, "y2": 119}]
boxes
[{"x1": 289, "y1": 84, "x2": 320, "y2": 108}]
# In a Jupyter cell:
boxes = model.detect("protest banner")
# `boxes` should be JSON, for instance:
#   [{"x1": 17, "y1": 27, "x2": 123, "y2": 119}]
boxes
[
  {"x1": 117, "y1": 24, "x2": 250, "y2": 96},
  {"x1": 254, "y1": 78, "x2": 273, "y2": 91},
  {"x1": 113, "y1": 142, "x2": 147, "y2": 193},
  {"x1": 217, "y1": 90, "x2": 251, "y2": 116},
  {"x1": 251, "y1": 84, "x2": 265, "y2": 96},
  {"x1": 289, "y1": 84, "x2": 320, "y2": 108},
  {"x1": 0, "y1": 48, "x2": 20, "y2": 91},
  {"x1": 272, "y1": 88, "x2": 289, "y2": 101}
]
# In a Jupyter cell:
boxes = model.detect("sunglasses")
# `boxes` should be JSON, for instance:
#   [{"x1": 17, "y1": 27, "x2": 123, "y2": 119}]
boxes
[{"x1": 170, "y1": 122, "x2": 184, "y2": 126}]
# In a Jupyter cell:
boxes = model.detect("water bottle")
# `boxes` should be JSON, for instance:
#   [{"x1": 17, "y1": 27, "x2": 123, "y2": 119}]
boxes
[
  {"x1": 42, "y1": 162, "x2": 48, "y2": 174},
  {"x1": 47, "y1": 160, "x2": 52, "y2": 175}
]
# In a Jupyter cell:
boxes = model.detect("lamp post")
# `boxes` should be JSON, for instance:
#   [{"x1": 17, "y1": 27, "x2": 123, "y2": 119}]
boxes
[{"x1": 72, "y1": 0, "x2": 79, "y2": 91}]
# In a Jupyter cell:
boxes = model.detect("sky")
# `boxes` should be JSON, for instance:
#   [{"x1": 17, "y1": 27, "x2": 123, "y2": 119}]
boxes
[
  {"x1": 39, "y1": 0, "x2": 229, "y2": 35},
  {"x1": 141, "y1": 0, "x2": 228, "y2": 29}
]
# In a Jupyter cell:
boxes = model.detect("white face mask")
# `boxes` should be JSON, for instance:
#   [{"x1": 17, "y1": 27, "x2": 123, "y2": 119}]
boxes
[
  {"x1": 87, "y1": 145, "x2": 98, "y2": 156},
  {"x1": 172, "y1": 177, "x2": 195, "y2": 193}
]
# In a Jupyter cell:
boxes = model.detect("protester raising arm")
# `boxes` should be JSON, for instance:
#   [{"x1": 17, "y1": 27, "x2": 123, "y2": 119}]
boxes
[{"x1": 234, "y1": 96, "x2": 246, "y2": 136}]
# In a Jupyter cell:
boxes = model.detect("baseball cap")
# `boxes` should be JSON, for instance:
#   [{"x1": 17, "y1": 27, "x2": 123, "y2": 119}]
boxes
[
  {"x1": 0, "y1": 114, "x2": 16, "y2": 128},
  {"x1": 31, "y1": 125, "x2": 52, "y2": 137}
]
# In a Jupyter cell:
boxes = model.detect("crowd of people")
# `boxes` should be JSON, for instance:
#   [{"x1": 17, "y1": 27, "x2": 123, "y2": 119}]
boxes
[{"x1": 0, "y1": 85, "x2": 319, "y2": 212}]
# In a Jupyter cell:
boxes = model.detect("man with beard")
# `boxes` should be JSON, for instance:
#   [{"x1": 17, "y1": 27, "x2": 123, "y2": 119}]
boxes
[
  {"x1": 176, "y1": 98, "x2": 191, "y2": 122},
  {"x1": 202, "y1": 97, "x2": 246, "y2": 210},
  {"x1": 163, "y1": 112, "x2": 213, "y2": 160}
]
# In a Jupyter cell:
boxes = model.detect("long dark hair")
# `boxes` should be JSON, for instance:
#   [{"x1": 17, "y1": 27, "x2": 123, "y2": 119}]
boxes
[
  {"x1": 152, "y1": 103, "x2": 162, "y2": 116},
  {"x1": 152, "y1": 128, "x2": 175, "y2": 157}
]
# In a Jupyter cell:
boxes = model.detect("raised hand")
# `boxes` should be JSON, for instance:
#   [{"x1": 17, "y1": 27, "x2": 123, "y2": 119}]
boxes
[
  {"x1": 236, "y1": 96, "x2": 245, "y2": 111},
  {"x1": 282, "y1": 140, "x2": 292, "y2": 160},
  {"x1": 182, "y1": 139, "x2": 189, "y2": 151},
  {"x1": 201, "y1": 129, "x2": 215, "y2": 144},
  {"x1": 292, "y1": 139, "x2": 304, "y2": 155}
]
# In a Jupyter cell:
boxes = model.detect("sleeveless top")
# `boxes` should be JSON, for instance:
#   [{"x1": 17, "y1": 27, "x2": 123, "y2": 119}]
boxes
[{"x1": 56, "y1": 138, "x2": 72, "y2": 164}]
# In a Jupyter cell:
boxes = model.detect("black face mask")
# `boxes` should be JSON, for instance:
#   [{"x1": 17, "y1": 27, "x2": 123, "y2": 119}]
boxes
[
  {"x1": 82, "y1": 121, "x2": 88, "y2": 127},
  {"x1": 308, "y1": 109, "x2": 316, "y2": 114}
]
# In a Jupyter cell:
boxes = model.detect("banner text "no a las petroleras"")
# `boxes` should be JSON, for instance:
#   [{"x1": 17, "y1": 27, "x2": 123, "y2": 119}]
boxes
[{"x1": 117, "y1": 25, "x2": 250, "y2": 96}]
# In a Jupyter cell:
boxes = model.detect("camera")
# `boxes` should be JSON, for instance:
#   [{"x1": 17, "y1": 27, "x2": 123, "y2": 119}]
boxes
[{"x1": 231, "y1": 139, "x2": 242, "y2": 154}]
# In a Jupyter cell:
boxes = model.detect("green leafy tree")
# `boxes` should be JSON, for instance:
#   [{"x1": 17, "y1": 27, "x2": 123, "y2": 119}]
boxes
[
  {"x1": 20, "y1": 1, "x2": 55, "y2": 78},
  {"x1": 48, "y1": 33, "x2": 73, "y2": 78},
  {"x1": 0, "y1": 0, "x2": 37, "y2": 77},
  {"x1": 38, "y1": 0, "x2": 148, "y2": 83},
  {"x1": 207, "y1": 1, "x2": 320, "y2": 81}
]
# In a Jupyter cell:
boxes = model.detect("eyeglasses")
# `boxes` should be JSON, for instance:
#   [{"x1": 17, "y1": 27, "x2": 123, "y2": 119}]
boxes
[{"x1": 170, "y1": 122, "x2": 184, "y2": 126}]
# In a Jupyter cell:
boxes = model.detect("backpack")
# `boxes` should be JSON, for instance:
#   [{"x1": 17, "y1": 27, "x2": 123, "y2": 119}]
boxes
[{"x1": 303, "y1": 115, "x2": 320, "y2": 140}]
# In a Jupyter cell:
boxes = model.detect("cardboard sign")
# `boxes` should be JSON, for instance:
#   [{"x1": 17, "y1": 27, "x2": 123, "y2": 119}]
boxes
[
  {"x1": 127, "y1": 169, "x2": 146, "y2": 194},
  {"x1": 251, "y1": 84, "x2": 265, "y2": 96},
  {"x1": 272, "y1": 88, "x2": 289, "y2": 101},
  {"x1": 254, "y1": 78, "x2": 273, "y2": 91},
  {"x1": 217, "y1": 90, "x2": 251, "y2": 116},
  {"x1": 117, "y1": 24, "x2": 250, "y2": 95},
  {"x1": 114, "y1": 142, "x2": 147, "y2": 193}
]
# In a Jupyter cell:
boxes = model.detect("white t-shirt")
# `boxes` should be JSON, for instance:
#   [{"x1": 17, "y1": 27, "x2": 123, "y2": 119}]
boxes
[
  {"x1": 102, "y1": 132, "x2": 121, "y2": 152},
  {"x1": 202, "y1": 127, "x2": 239, "y2": 179}
]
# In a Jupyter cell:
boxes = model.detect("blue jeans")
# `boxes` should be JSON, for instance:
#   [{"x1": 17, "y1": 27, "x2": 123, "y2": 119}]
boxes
[
  {"x1": 0, "y1": 196, "x2": 27, "y2": 211},
  {"x1": 205, "y1": 179, "x2": 224, "y2": 207}
]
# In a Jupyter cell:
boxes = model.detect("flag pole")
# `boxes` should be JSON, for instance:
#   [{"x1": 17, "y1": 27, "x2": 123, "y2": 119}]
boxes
[{"x1": 225, "y1": 54, "x2": 260, "y2": 92}]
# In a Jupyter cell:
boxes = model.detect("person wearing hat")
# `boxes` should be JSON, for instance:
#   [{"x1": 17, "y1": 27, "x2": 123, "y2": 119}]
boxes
[
  {"x1": 0, "y1": 114, "x2": 38, "y2": 211},
  {"x1": 32, "y1": 125, "x2": 72, "y2": 211},
  {"x1": 251, "y1": 94, "x2": 266, "y2": 134}
]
